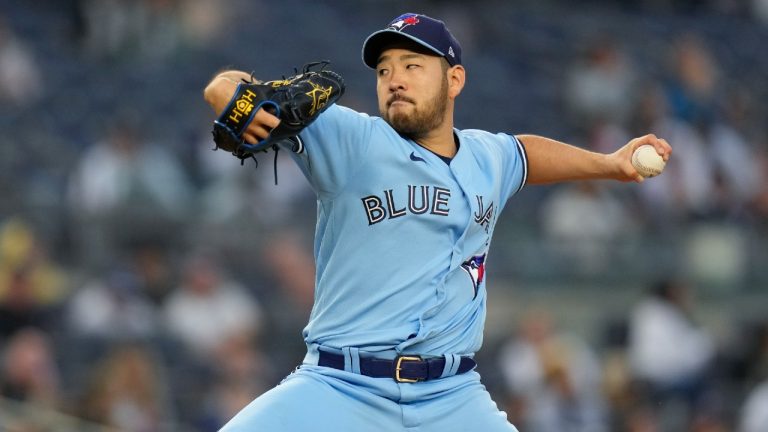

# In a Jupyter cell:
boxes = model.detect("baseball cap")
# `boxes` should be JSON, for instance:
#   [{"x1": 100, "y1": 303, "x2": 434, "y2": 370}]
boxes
[{"x1": 362, "y1": 13, "x2": 462, "y2": 69}]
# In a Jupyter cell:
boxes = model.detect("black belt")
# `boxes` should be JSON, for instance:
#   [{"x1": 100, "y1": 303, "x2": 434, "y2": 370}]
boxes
[{"x1": 317, "y1": 351, "x2": 476, "y2": 383}]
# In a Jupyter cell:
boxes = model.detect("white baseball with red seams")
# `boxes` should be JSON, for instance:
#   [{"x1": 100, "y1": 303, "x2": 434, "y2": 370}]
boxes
[{"x1": 632, "y1": 144, "x2": 666, "y2": 178}]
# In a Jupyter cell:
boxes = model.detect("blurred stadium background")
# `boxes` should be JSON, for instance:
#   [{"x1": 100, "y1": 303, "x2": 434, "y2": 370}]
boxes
[{"x1": 0, "y1": 0, "x2": 767, "y2": 430}]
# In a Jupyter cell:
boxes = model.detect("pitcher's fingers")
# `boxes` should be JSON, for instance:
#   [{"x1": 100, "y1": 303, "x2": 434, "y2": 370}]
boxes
[
  {"x1": 625, "y1": 162, "x2": 644, "y2": 183},
  {"x1": 253, "y1": 108, "x2": 281, "y2": 129},
  {"x1": 658, "y1": 138, "x2": 672, "y2": 161},
  {"x1": 243, "y1": 132, "x2": 258, "y2": 145},
  {"x1": 642, "y1": 133, "x2": 662, "y2": 147},
  {"x1": 248, "y1": 124, "x2": 274, "y2": 140},
  {"x1": 629, "y1": 134, "x2": 657, "y2": 152}
]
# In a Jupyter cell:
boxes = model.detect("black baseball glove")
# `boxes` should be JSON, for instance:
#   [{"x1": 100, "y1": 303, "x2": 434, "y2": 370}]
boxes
[{"x1": 212, "y1": 61, "x2": 345, "y2": 160}]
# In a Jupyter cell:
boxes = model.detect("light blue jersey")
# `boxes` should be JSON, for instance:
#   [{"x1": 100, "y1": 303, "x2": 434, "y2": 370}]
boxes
[
  {"x1": 288, "y1": 104, "x2": 528, "y2": 357},
  {"x1": 222, "y1": 103, "x2": 526, "y2": 432},
  {"x1": 221, "y1": 104, "x2": 526, "y2": 431}
]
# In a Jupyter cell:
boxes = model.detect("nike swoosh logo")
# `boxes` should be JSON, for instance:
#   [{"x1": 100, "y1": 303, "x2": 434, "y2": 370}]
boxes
[{"x1": 410, "y1": 151, "x2": 426, "y2": 163}]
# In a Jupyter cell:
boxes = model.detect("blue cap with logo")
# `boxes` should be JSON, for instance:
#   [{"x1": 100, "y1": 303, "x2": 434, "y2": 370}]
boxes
[{"x1": 362, "y1": 13, "x2": 462, "y2": 69}]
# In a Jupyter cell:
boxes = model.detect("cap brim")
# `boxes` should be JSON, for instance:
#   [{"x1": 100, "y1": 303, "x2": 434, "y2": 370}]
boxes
[{"x1": 361, "y1": 29, "x2": 446, "y2": 69}]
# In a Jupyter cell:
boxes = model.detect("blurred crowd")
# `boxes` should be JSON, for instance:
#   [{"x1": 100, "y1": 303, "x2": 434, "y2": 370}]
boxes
[
  {"x1": 493, "y1": 280, "x2": 768, "y2": 432},
  {"x1": 0, "y1": 0, "x2": 767, "y2": 431}
]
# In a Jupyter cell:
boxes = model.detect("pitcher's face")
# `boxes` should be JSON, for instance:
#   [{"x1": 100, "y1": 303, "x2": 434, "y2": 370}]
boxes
[{"x1": 376, "y1": 48, "x2": 449, "y2": 139}]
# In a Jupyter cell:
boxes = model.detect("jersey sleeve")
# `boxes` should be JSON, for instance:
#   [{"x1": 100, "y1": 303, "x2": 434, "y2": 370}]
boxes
[
  {"x1": 286, "y1": 104, "x2": 373, "y2": 198},
  {"x1": 499, "y1": 133, "x2": 528, "y2": 204}
]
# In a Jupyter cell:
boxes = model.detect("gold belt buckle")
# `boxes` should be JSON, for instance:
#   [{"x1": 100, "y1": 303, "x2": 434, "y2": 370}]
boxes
[{"x1": 394, "y1": 356, "x2": 422, "y2": 383}]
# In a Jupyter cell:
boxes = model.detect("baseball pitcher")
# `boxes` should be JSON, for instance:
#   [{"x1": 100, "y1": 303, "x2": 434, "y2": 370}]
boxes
[{"x1": 203, "y1": 13, "x2": 672, "y2": 432}]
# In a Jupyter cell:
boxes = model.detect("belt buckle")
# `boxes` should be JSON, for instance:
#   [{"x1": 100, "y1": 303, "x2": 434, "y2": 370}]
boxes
[{"x1": 394, "y1": 356, "x2": 422, "y2": 383}]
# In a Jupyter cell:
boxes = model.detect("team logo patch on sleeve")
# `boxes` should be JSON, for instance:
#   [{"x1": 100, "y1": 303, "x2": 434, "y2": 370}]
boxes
[{"x1": 461, "y1": 254, "x2": 486, "y2": 299}]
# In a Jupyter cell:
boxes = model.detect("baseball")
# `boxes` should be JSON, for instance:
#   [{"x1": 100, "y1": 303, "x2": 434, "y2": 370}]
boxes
[{"x1": 631, "y1": 144, "x2": 666, "y2": 178}]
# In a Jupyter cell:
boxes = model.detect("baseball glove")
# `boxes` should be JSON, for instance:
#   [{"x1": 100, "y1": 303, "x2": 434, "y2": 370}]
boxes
[{"x1": 211, "y1": 61, "x2": 345, "y2": 160}]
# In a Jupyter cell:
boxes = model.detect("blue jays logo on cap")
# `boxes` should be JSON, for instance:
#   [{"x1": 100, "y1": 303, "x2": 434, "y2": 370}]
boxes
[
  {"x1": 389, "y1": 13, "x2": 420, "y2": 31},
  {"x1": 362, "y1": 13, "x2": 462, "y2": 69}
]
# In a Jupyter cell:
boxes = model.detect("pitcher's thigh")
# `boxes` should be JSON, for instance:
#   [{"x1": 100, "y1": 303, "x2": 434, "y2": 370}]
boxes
[
  {"x1": 219, "y1": 372, "x2": 400, "y2": 431},
  {"x1": 417, "y1": 381, "x2": 519, "y2": 432}
]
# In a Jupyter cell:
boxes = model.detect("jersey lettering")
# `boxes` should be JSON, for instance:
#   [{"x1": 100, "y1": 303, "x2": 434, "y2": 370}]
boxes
[
  {"x1": 408, "y1": 185, "x2": 429, "y2": 214},
  {"x1": 361, "y1": 196, "x2": 386, "y2": 225},
  {"x1": 361, "y1": 185, "x2": 450, "y2": 225},
  {"x1": 473, "y1": 195, "x2": 494, "y2": 233},
  {"x1": 431, "y1": 187, "x2": 451, "y2": 216},
  {"x1": 385, "y1": 189, "x2": 407, "y2": 219}
]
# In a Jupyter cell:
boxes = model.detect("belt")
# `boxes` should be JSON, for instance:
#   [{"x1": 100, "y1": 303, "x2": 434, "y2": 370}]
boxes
[{"x1": 317, "y1": 351, "x2": 476, "y2": 383}]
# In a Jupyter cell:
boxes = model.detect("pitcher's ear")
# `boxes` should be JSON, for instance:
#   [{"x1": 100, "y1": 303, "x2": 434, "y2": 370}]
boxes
[{"x1": 448, "y1": 65, "x2": 465, "y2": 98}]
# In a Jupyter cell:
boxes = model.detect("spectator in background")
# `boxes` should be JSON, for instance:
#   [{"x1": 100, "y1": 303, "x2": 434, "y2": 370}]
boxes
[
  {"x1": 250, "y1": 230, "x2": 317, "y2": 371},
  {"x1": 540, "y1": 181, "x2": 635, "y2": 275},
  {"x1": 194, "y1": 134, "x2": 253, "y2": 227},
  {"x1": 0, "y1": 218, "x2": 69, "y2": 338},
  {"x1": 76, "y1": 0, "x2": 182, "y2": 60},
  {"x1": 752, "y1": 138, "x2": 768, "y2": 224},
  {"x1": 663, "y1": 34, "x2": 720, "y2": 129},
  {"x1": 197, "y1": 333, "x2": 275, "y2": 431},
  {"x1": 628, "y1": 279, "x2": 716, "y2": 429},
  {"x1": 68, "y1": 115, "x2": 191, "y2": 218},
  {"x1": 753, "y1": 322, "x2": 768, "y2": 382},
  {"x1": 754, "y1": 0, "x2": 768, "y2": 23},
  {"x1": 705, "y1": 87, "x2": 762, "y2": 219},
  {"x1": 733, "y1": 320, "x2": 768, "y2": 394},
  {"x1": 0, "y1": 15, "x2": 43, "y2": 107},
  {"x1": 564, "y1": 36, "x2": 636, "y2": 129},
  {"x1": 68, "y1": 114, "x2": 192, "y2": 267},
  {"x1": 79, "y1": 343, "x2": 169, "y2": 431},
  {"x1": 131, "y1": 242, "x2": 175, "y2": 307},
  {"x1": 162, "y1": 251, "x2": 263, "y2": 362},
  {"x1": 740, "y1": 380, "x2": 768, "y2": 432},
  {"x1": 178, "y1": 0, "x2": 238, "y2": 49},
  {"x1": 0, "y1": 327, "x2": 61, "y2": 410},
  {"x1": 66, "y1": 265, "x2": 159, "y2": 340},
  {"x1": 498, "y1": 309, "x2": 607, "y2": 432},
  {"x1": 258, "y1": 231, "x2": 315, "y2": 313}
]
